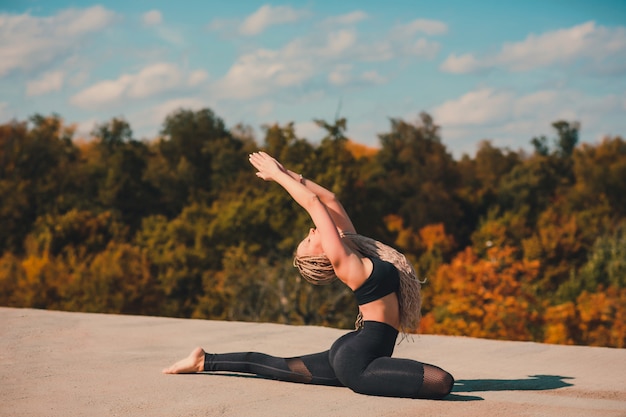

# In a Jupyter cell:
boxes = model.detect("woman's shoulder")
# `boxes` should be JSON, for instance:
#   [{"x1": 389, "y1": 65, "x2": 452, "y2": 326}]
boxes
[{"x1": 335, "y1": 252, "x2": 373, "y2": 291}]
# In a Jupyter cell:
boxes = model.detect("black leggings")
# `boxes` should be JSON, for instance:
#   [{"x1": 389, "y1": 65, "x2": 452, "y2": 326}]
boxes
[{"x1": 203, "y1": 321, "x2": 454, "y2": 399}]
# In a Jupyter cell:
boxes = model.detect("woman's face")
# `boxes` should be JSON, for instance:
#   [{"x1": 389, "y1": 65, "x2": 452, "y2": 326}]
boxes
[{"x1": 296, "y1": 228, "x2": 324, "y2": 257}]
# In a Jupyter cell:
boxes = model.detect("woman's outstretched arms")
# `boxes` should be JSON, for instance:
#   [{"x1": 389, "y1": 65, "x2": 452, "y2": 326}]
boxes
[
  {"x1": 249, "y1": 151, "x2": 371, "y2": 289},
  {"x1": 283, "y1": 169, "x2": 356, "y2": 234},
  {"x1": 248, "y1": 151, "x2": 355, "y2": 233},
  {"x1": 249, "y1": 153, "x2": 366, "y2": 273},
  {"x1": 249, "y1": 152, "x2": 318, "y2": 209},
  {"x1": 249, "y1": 152, "x2": 346, "y2": 254}
]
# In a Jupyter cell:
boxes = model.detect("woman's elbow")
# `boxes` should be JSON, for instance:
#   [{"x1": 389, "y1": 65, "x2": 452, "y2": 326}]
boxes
[
  {"x1": 305, "y1": 194, "x2": 323, "y2": 210},
  {"x1": 322, "y1": 191, "x2": 338, "y2": 205}
]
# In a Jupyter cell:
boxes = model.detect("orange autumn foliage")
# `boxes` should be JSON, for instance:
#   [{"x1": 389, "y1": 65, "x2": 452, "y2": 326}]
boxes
[
  {"x1": 544, "y1": 286, "x2": 626, "y2": 348},
  {"x1": 420, "y1": 246, "x2": 540, "y2": 341},
  {"x1": 384, "y1": 214, "x2": 420, "y2": 253},
  {"x1": 419, "y1": 223, "x2": 455, "y2": 254},
  {"x1": 345, "y1": 139, "x2": 378, "y2": 159}
]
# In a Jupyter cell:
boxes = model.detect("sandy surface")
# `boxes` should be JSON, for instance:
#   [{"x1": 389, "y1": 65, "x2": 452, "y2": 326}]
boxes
[{"x1": 1, "y1": 307, "x2": 625, "y2": 417}]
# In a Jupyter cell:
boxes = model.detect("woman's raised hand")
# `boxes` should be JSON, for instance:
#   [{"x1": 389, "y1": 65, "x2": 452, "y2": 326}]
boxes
[{"x1": 248, "y1": 151, "x2": 286, "y2": 181}]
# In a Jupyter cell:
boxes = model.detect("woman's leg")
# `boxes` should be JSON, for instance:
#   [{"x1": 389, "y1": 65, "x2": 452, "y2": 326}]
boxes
[
  {"x1": 329, "y1": 322, "x2": 454, "y2": 399},
  {"x1": 419, "y1": 363, "x2": 456, "y2": 399},
  {"x1": 163, "y1": 347, "x2": 342, "y2": 386},
  {"x1": 338, "y1": 356, "x2": 453, "y2": 399},
  {"x1": 162, "y1": 324, "x2": 454, "y2": 398}
]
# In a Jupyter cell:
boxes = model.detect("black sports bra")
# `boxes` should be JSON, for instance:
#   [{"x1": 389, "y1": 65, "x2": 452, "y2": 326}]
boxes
[{"x1": 353, "y1": 258, "x2": 400, "y2": 305}]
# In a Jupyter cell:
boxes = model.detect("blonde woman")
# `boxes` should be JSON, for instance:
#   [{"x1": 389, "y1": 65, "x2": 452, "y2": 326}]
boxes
[{"x1": 163, "y1": 152, "x2": 454, "y2": 399}]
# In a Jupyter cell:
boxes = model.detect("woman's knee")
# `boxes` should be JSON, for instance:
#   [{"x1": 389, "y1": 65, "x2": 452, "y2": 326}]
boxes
[
  {"x1": 437, "y1": 370, "x2": 454, "y2": 398},
  {"x1": 420, "y1": 364, "x2": 454, "y2": 399}
]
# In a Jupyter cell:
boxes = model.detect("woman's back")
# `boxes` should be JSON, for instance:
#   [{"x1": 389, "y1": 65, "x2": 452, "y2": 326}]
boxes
[{"x1": 350, "y1": 257, "x2": 402, "y2": 330}]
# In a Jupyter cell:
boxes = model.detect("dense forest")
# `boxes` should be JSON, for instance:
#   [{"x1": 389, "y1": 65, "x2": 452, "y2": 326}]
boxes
[{"x1": 1, "y1": 109, "x2": 624, "y2": 348}]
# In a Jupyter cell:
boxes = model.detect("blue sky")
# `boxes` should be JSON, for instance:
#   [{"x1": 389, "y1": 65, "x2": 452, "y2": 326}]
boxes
[{"x1": 1, "y1": 1, "x2": 625, "y2": 157}]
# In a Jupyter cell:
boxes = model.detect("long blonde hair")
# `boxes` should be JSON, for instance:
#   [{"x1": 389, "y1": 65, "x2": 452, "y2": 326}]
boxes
[{"x1": 293, "y1": 232, "x2": 423, "y2": 338}]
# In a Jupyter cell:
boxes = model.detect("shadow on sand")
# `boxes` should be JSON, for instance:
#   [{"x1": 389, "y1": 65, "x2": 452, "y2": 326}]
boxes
[{"x1": 446, "y1": 375, "x2": 575, "y2": 401}]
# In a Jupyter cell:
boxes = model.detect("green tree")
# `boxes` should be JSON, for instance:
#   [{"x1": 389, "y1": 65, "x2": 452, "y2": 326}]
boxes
[
  {"x1": 0, "y1": 116, "x2": 79, "y2": 253},
  {"x1": 373, "y1": 113, "x2": 462, "y2": 246},
  {"x1": 457, "y1": 141, "x2": 521, "y2": 248},
  {"x1": 68, "y1": 242, "x2": 160, "y2": 314},
  {"x1": 572, "y1": 137, "x2": 626, "y2": 217},
  {"x1": 531, "y1": 120, "x2": 579, "y2": 158},
  {"x1": 0, "y1": 209, "x2": 127, "y2": 311},
  {"x1": 90, "y1": 118, "x2": 159, "y2": 230},
  {"x1": 153, "y1": 108, "x2": 250, "y2": 213},
  {"x1": 557, "y1": 222, "x2": 626, "y2": 301},
  {"x1": 135, "y1": 207, "x2": 211, "y2": 317}
]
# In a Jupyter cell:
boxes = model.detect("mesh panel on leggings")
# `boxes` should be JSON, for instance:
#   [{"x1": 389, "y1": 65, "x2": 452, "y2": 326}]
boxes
[
  {"x1": 418, "y1": 364, "x2": 455, "y2": 399},
  {"x1": 285, "y1": 358, "x2": 313, "y2": 383}
]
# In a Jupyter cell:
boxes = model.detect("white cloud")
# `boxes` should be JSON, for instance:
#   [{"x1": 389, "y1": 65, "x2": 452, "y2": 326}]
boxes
[
  {"x1": 213, "y1": 26, "x2": 388, "y2": 100},
  {"x1": 328, "y1": 65, "x2": 352, "y2": 86},
  {"x1": 433, "y1": 88, "x2": 515, "y2": 126},
  {"x1": 211, "y1": 43, "x2": 314, "y2": 100},
  {"x1": 26, "y1": 70, "x2": 64, "y2": 96},
  {"x1": 61, "y1": 6, "x2": 116, "y2": 36},
  {"x1": 188, "y1": 70, "x2": 209, "y2": 86},
  {"x1": 352, "y1": 29, "x2": 440, "y2": 61},
  {"x1": 0, "y1": 6, "x2": 117, "y2": 77},
  {"x1": 70, "y1": 63, "x2": 203, "y2": 109},
  {"x1": 407, "y1": 38, "x2": 440, "y2": 58},
  {"x1": 328, "y1": 67, "x2": 387, "y2": 86},
  {"x1": 391, "y1": 18, "x2": 448, "y2": 38},
  {"x1": 208, "y1": 5, "x2": 310, "y2": 38},
  {"x1": 212, "y1": 17, "x2": 443, "y2": 101},
  {"x1": 71, "y1": 76, "x2": 132, "y2": 108},
  {"x1": 431, "y1": 87, "x2": 626, "y2": 156},
  {"x1": 438, "y1": 53, "x2": 480, "y2": 74},
  {"x1": 513, "y1": 90, "x2": 561, "y2": 118},
  {"x1": 441, "y1": 21, "x2": 626, "y2": 74},
  {"x1": 149, "y1": 97, "x2": 207, "y2": 122},
  {"x1": 130, "y1": 97, "x2": 208, "y2": 136},
  {"x1": 360, "y1": 70, "x2": 387, "y2": 84},
  {"x1": 322, "y1": 11, "x2": 368, "y2": 26},
  {"x1": 208, "y1": 13, "x2": 444, "y2": 102},
  {"x1": 142, "y1": 10, "x2": 162, "y2": 26},
  {"x1": 239, "y1": 4, "x2": 310, "y2": 36},
  {"x1": 353, "y1": 40, "x2": 395, "y2": 62},
  {"x1": 320, "y1": 30, "x2": 357, "y2": 57},
  {"x1": 294, "y1": 120, "x2": 324, "y2": 142},
  {"x1": 128, "y1": 63, "x2": 183, "y2": 98},
  {"x1": 256, "y1": 101, "x2": 274, "y2": 118}
]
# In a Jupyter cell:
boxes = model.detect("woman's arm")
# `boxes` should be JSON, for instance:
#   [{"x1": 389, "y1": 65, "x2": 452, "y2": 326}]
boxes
[
  {"x1": 283, "y1": 169, "x2": 356, "y2": 234},
  {"x1": 249, "y1": 152, "x2": 356, "y2": 272}
]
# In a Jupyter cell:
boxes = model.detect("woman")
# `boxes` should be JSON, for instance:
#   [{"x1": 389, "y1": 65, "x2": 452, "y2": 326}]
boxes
[{"x1": 163, "y1": 152, "x2": 454, "y2": 399}]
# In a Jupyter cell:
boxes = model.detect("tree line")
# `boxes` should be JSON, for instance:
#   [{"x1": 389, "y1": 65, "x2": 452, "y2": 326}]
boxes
[{"x1": 0, "y1": 109, "x2": 624, "y2": 347}]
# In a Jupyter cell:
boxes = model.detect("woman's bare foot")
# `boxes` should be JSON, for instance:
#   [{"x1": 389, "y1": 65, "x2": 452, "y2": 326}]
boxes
[{"x1": 162, "y1": 347, "x2": 205, "y2": 374}]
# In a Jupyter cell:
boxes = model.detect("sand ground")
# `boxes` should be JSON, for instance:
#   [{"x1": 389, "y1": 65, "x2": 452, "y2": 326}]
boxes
[{"x1": 1, "y1": 307, "x2": 624, "y2": 417}]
